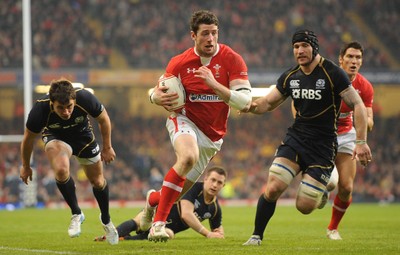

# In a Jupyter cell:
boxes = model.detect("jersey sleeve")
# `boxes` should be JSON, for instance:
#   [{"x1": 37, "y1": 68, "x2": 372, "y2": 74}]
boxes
[
  {"x1": 25, "y1": 100, "x2": 49, "y2": 133},
  {"x1": 361, "y1": 78, "x2": 374, "y2": 108},
  {"x1": 226, "y1": 51, "x2": 248, "y2": 82},
  {"x1": 209, "y1": 201, "x2": 222, "y2": 230},
  {"x1": 75, "y1": 89, "x2": 104, "y2": 118},
  {"x1": 333, "y1": 67, "x2": 352, "y2": 95}
]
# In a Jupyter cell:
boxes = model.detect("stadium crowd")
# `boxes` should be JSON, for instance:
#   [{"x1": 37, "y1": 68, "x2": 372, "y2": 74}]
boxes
[
  {"x1": 0, "y1": 0, "x2": 397, "y2": 70},
  {"x1": 1, "y1": 103, "x2": 399, "y2": 206},
  {"x1": 1, "y1": 0, "x2": 399, "y2": 206}
]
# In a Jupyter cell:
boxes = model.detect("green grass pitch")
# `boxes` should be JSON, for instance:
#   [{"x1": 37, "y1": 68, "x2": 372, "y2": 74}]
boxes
[{"x1": 0, "y1": 204, "x2": 399, "y2": 254}]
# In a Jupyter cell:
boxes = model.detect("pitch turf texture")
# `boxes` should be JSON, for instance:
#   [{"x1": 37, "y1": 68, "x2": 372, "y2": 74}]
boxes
[{"x1": 1, "y1": 204, "x2": 399, "y2": 255}]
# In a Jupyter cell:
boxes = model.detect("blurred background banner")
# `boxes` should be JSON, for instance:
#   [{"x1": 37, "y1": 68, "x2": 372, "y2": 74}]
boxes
[{"x1": 0, "y1": 0, "x2": 399, "y2": 209}]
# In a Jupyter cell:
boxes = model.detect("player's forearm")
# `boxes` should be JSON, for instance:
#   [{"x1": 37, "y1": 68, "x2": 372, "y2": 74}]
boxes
[
  {"x1": 250, "y1": 88, "x2": 284, "y2": 114},
  {"x1": 353, "y1": 103, "x2": 368, "y2": 141},
  {"x1": 197, "y1": 225, "x2": 211, "y2": 237},
  {"x1": 21, "y1": 144, "x2": 33, "y2": 167},
  {"x1": 209, "y1": 80, "x2": 231, "y2": 103},
  {"x1": 182, "y1": 212, "x2": 210, "y2": 237},
  {"x1": 367, "y1": 107, "x2": 374, "y2": 132},
  {"x1": 20, "y1": 130, "x2": 36, "y2": 166},
  {"x1": 250, "y1": 97, "x2": 272, "y2": 114},
  {"x1": 97, "y1": 111, "x2": 113, "y2": 149}
]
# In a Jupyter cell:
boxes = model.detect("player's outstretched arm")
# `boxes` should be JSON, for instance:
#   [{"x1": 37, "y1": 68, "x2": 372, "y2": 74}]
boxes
[
  {"x1": 180, "y1": 200, "x2": 223, "y2": 238},
  {"x1": 19, "y1": 128, "x2": 39, "y2": 184},
  {"x1": 96, "y1": 109, "x2": 116, "y2": 164},
  {"x1": 246, "y1": 87, "x2": 286, "y2": 114},
  {"x1": 340, "y1": 86, "x2": 372, "y2": 166}
]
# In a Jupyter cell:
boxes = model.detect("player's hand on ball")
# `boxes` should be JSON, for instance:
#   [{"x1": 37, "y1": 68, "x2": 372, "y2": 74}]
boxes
[
  {"x1": 153, "y1": 73, "x2": 186, "y2": 111},
  {"x1": 152, "y1": 85, "x2": 179, "y2": 109}
]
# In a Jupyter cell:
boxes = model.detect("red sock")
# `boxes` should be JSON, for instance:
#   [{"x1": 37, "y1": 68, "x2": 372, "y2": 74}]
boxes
[
  {"x1": 153, "y1": 168, "x2": 185, "y2": 222},
  {"x1": 148, "y1": 190, "x2": 160, "y2": 207},
  {"x1": 328, "y1": 195, "x2": 352, "y2": 230}
]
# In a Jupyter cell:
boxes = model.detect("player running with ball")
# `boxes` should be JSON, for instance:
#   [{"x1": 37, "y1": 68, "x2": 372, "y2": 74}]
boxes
[{"x1": 144, "y1": 10, "x2": 252, "y2": 242}]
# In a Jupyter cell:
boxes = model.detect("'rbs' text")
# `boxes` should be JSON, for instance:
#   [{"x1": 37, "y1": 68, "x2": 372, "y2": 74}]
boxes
[{"x1": 292, "y1": 89, "x2": 322, "y2": 100}]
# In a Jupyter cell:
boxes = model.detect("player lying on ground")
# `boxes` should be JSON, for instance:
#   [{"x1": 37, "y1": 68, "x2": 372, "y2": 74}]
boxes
[{"x1": 94, "y1": 167, "x2": 226, "y2": 241}]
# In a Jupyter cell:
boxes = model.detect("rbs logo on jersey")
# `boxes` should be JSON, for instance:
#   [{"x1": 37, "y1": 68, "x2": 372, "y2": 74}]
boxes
[{"x1": 292, "y1": 89, "x2": 322, "y2": 100}]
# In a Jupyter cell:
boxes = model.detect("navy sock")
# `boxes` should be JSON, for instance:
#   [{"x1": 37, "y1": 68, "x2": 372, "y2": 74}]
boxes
[
  {"x1": 253, "y1": 194, "x2": 277, "y2": 240},
  {"x1": 93, "y1": 181, "x2": 110, "y2": 224},
  {"x1": 56, "y1": 177, "x2": 81, "y2": 215},
  {"x1": 116, "y1": 219, "x2": 137, "y2": 237}
]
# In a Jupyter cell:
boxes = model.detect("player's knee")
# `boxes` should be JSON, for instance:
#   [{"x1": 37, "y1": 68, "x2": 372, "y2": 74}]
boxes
[
  {"x1": 297, "y1": 180, "x2": 325, "y2": 213},
  {"x1": 53, "y1": 164, "x2": 70, "y2": 180},
  {"x1": 338, "y1": 182, "x2": 353, "y2": 196},
  {"x1": 295, "y1": 197, "x2": 315, "y2": 214},
  {"x1": 264, "y1": 183, "x2": 283, "y2": 201},
  {"x1": 269, "y1": 162, "x2": 296, "y2": 185},
  {"x1": 177, "y1": 153, "x2": 198, "y2": 171},
  {"x1": 266, "y1": 162, "x2": 295, "y2": 200},
  {"x1": 92, "y1": 179, "x2": 106, "y2": 189}
]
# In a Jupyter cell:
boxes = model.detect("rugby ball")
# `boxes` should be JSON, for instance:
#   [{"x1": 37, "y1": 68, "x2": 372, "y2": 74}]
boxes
[{"x1": 158, "y1": 73, "x2": 186, "y2": 110}]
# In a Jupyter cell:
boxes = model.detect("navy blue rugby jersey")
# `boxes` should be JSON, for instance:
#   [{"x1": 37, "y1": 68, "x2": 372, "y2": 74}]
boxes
[
  {"x1": 26, "y1": 88, "x2": 104, "y2": 138},
  {"x1": 168, "y1": 182, "x2": 222, "y2": 233},
  {"x1": 276, "y1": 57, "x2": 351, "y2": 139}
]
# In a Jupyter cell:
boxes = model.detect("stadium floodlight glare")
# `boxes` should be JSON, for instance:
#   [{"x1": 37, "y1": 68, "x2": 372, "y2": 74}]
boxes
[{"x1": 251, "y1": 85, "x2": 276, "y2": 98}]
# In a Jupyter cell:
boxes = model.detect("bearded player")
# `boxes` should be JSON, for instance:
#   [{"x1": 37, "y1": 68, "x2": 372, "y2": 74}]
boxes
[{"x1": 144, "y1": 10, "x2": 252, "y2": 242}]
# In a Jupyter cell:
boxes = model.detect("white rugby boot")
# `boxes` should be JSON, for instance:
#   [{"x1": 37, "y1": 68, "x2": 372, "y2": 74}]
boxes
[
  {"x1": 148, "y1": 221, "x2": 169, "y2": 242},
  {"x1": 101, "y1": 217, "x2": 119, "y2": 245},
  {"x1": 242, "y1": 235, "x2": 261, "y2": 246},
  {"x1": 327, "y1": 229, "x2": 342, "y2": 240},
  {"x1": 140, "y1": 189, "x2": 156, "y2": 231},
  {"x1": 68, "y1": 212, "x2": 85, "y2": 238}
]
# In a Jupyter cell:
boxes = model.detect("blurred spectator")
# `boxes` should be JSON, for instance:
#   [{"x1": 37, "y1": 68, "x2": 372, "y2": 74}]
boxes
[
  {"x1": 0, "y1": 0, "x2": 396, "y2": 70},
  {"x1": 1, "y1": 103, "x2": 399, "y2": 205}
]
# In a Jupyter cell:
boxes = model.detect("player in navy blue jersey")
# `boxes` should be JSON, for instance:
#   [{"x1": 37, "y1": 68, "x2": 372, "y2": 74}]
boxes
[
  {"x1": 94, "y1": 166, "x2": 226, "y2": 242},
  {"x1": 241, "y1": 30, "x2": 372, "y2": 246},
  {"x1": 19, "y1": 78, "x2": 119, "y2": 245}
]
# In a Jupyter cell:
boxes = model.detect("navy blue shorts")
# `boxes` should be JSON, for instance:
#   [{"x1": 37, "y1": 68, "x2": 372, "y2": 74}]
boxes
[
  {"x1": 42, "y1": 131, "x2": 100, "y2": 158},
  {"x1": 275, "y1": 134, "x2": 337, "y2": 185}
]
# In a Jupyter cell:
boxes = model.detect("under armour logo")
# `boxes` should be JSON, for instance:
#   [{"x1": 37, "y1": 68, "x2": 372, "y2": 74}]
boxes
[{"x1": 187, "y1": 68, "x2": 196, "y2": 74}]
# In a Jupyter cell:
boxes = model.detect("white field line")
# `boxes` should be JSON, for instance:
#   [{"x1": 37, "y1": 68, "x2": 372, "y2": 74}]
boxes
[{"x1": 0, "y1": 246, "x2": 82, "y2": 254}]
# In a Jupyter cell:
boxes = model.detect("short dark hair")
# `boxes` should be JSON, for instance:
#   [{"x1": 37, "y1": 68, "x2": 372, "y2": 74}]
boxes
[
  {"x1": 49, "y1": 78, "x2": 76, "y2": 105},
  {"x1": 190, "y1": 10, "x2": 219, "y2": 35},
  {"x1": 205, "y1": 166, "x2": 227, "y2": 179},
  {"x1": 339, "y1": 41, "x2": 364, "y2": 58}
]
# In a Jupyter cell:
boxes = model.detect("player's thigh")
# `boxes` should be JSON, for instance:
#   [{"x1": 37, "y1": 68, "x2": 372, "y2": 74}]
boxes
[
  {"x1": 82, "y1": 160, "x2": 105, "y2": 187},
  {"x1": 167, "y1": 114, "x2": 200, "y2": 167},
  {"x1": 265, "y1": 157, "x2": 299, "y2": 199},
  {"x1": 335, "y1": 152, "x2": 356, "y2": 189},
  {"x1": 44, "y1": 139, "x2": 72, "y2": 160},
  {"x1": 174, "y1": 134, "x2": 199, "y2": 160},
  {"x1": 186, "y1": 133, "x2": 222, "y2": 183}
]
